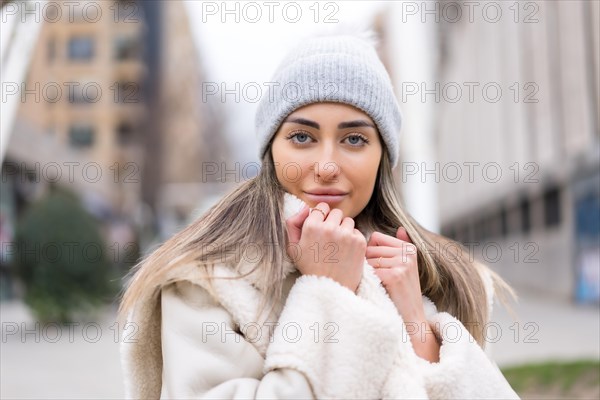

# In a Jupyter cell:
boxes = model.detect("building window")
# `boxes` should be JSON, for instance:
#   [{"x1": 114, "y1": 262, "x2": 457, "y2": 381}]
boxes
[
  {"x1": 116, "y1": 122, "x2": 135, "y2": 145},
  {"x1": 485, "y1": 212, "x2": 498, "y2": 239},
  {"x1": 114, "y1": 0, "x2": 140, "y2": 22},
  {"x1": 520, "y1": 197, "x2": 531, "y2": 234},
  {"x1": 475, "y1": 216, "x2": 487, "y2": 241},
  {"x1": 114, "y1": 81, "x2": 141, "y2": 103},
  {"x1": 462, "y1": 223, "x2": 473, "y2": 244},
  {"x1": 544, "y1": 187, "x2": 561, "y2": 227},
  {"x1": 47, "y1": 38, "x2": 56, "y2": 62},
  {"x1": 69, "y1": 124, "x2": 95, "y2": 148},
  {"x1": 114, "y1": 35, "x2": 141, "y2": 61},
  {"x1": 68, "y1": 37, "x2": 94, "y2": 61},
  {"x1": 500, "y1": 206, "x2": 508, "y2": 237},
  {"x1": 485, "y1": 213, "x2": 494, "y2": 240},
  {"x1": 68, "y1": 81, "x2": 99, "y2": 105},
  {"x1": 448, "y1": 226, "x2": 456, "y2": 241}
]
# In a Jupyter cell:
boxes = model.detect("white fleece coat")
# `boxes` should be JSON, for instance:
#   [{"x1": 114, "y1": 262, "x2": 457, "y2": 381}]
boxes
[{"x1": 120, "y1": 193, "x2": 520, "y2": 399}]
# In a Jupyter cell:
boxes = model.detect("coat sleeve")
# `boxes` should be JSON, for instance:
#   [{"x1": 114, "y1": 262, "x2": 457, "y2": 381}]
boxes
[
  {"x1": 411, "y1": 310, "x2": 521, "y2": 399},
  {"x1": 411, "y1": 270, "x2": 521, "y2": 399},
  {"x1": 160, "y1": 275, "x2": 404, "y2": 399},
  {"x1": 160, "y1": 280, "x2": 313, "y2": 399}
]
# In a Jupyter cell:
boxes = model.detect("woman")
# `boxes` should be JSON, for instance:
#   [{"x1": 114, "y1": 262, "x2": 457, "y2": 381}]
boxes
[{"x1": 118, "y1": 33, "x2": 520, "y2": 399}]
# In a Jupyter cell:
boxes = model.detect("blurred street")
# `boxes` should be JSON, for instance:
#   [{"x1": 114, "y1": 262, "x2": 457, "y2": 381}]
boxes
[
  {"x1": 490, "y1": 291, "x2": 600, "y2": 367},
  {"x1": 0, "y1": 301, "x2": 125, "y2": 399},
  {"x1": 1, "y1": 290, "x2": 598, "y2": 398}
]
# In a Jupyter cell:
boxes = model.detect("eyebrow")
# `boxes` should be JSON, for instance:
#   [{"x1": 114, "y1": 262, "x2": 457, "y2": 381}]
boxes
[{"x1": 283, "y1": 117, "x2": 376, "y2": 130}]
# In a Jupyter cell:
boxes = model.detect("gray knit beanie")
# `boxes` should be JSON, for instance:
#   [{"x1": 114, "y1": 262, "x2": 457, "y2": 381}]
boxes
[{"x1": 255, "y1": 33, "x2": 402, "y2": 167}]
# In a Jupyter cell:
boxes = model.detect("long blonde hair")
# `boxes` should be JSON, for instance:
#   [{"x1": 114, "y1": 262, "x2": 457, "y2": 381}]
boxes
[{"x1": 118, "y1": 147, "x2": 516, "y2": 347}]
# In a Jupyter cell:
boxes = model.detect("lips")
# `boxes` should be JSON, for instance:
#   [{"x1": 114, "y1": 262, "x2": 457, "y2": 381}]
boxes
[
  {"x1": 303, "y1": 190, "x2": 349, "y2": 205},
  {"x1": 304, "y1": 188, "x2": 349, "y2": 195}
]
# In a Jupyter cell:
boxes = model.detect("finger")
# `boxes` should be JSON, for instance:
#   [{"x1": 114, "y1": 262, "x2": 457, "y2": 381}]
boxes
[
  {"x1": 340, "y1": 216, "x2": 355, "y2": 231},
  {"x1": 307, "y1": 202, "x2": 330, "y2": 222},
  {"x1": 373, "y1": 268, "x2": 393, "y2": 285},
  {"x1": 367, "y1": 231, "x2": 404, "y2": 247},
  {"x1": 324, "y1": 208, "x2": 344, "y2": 227},
  {"x1": 365, "y1": 245, "x2": 400, "y2": 259},
  {"x1": 285, "y1": 205, "x2": 310, "y2": 244},
  {"x1": 396, "y1": 226, "x2": 413, "y2": 244},
  {"x1": 366, "y1": 256, "x2": 392, "y2": 269}
]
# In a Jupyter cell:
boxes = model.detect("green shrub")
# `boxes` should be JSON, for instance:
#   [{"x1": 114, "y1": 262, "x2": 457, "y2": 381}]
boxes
[{"x1": 14, "y1": 187, "x2": 113, "y2": 323}]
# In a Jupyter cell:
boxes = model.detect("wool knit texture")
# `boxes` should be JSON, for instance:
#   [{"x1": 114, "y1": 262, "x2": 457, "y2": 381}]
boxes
[{"x1": 255, "y1": 34, "x2": 403, "y2": 167}]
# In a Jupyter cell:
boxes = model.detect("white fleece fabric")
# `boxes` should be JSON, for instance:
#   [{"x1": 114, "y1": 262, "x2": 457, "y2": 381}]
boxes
[{"x1": 120, "y1": 193, "x2": 520, "y2": 399}]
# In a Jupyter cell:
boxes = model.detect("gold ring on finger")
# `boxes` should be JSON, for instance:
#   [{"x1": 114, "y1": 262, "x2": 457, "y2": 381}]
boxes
[{"x1": 310, "y1": 207, "x2": 326, "y2": 218}]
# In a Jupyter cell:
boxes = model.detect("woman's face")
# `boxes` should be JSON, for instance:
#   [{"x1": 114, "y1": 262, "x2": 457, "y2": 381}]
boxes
[{"x1": 271, "y1": 102, "x2": 383, "y2": 218}]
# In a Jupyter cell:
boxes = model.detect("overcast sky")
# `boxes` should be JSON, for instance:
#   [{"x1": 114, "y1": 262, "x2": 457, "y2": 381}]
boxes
[{"x1": 184, "y1": 1, "x2": 389, "y2": 163}]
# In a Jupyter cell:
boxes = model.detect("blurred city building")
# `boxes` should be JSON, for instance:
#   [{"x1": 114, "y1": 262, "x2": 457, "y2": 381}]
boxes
[
  {"x1": 154, "y1": 0, "x2": 231, "y2": 239},
  {"x1": 430, "y1": 0, "x2": 599, "y2": 304},
  {"x1": 374, "y1": 5, "x2": 442, "y2": 234},
  {"x1": 7, "y1": 0, "x2": 148, "y2": 216},
  {"x1": 0, "y1": 0, "x2": 230, "y2": 299},
  {"x1": 374, "y1": 1, "x2": 598, "y2": 305}
]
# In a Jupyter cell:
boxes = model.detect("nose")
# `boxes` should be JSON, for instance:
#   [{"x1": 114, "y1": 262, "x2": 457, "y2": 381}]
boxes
[{"x1": 313, "y1": 142, "x2": 341, "y2": 182}]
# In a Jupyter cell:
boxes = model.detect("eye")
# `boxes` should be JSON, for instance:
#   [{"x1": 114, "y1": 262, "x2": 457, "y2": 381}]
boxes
[
  {"x1": 286, "y1": 131, "x2": 314, "y2": 145},
  {"x1": 344, "y1": 134, "x2": 370, "y2": 147}
]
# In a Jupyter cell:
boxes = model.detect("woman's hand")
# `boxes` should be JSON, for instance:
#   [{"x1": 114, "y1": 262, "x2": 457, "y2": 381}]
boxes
[
  {"x1": 366, "y1": 227, "x2": 440, "y2": 362},
  {"x1": 285, "y1": 202, "x2": 365, "y2": 293}
]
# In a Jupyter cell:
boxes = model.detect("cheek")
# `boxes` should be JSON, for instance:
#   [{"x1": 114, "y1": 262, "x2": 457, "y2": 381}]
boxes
[
  {"x1": 271, "y1": 139, "x2": 288, "y2": 173},
  {"x1": 272, "y1": 154, "x2": 291, "y2": 188},
  {"x1": 271, "y1": 141, "x2": 308, "y2": 189},
  {"x1": 348, "y1": 156, "x2": 380, "y2": 213},
  {"x1": 356, "y1": 149, "x2": 381, "y2": 182}
]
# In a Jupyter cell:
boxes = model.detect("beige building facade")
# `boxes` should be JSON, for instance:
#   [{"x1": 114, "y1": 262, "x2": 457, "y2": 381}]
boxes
[
  {"x1": 9, "y1": 0, "x2": 148, "y2": 216},
  {"x1": 4, "y1": 0, "x2": 230, "y2": 240}
]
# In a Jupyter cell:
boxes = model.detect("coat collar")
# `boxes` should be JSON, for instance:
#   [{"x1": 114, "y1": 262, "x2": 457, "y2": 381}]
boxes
[
  {"x1": 178, "y1": 192, "x2": 439, "y2": 358},
  {"x1": 238, "y1": 192, "x2": 374, "y2": 289},
  {"x1": 234, "y1": 192, "x2": 304, "y2": 290}
]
